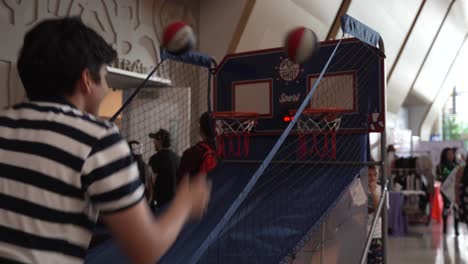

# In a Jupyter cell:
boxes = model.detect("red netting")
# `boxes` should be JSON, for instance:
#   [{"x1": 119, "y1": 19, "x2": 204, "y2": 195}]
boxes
[
  {"x1": 211, "y1": 112, "x2": 258, "y2": 158},
  {"x1": 290, "y1": 108, "x2": 344, "y2": 160}
]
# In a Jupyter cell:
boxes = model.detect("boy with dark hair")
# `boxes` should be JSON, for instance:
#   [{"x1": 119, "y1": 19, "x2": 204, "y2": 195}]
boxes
[
  {"x1": 149, "y1": 129, "x2": 181, "y2": 208},
  {"x1": 17, "y1": 17, "x2": 115, "y2": 104},
  {"x1": 0, "y1": 17, "x2": 211, "y2": 264}
]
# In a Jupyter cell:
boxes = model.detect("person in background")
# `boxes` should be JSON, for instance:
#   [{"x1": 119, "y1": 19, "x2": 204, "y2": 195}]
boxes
[
  {"x1": 436, "y1": 147, "x2": 459, "y2": 235},
  {"x1": 453, "y1": 147, "x2": 466, "y2": 167},
  {"x1": 148, "y1": 129, "x2": 180, "y2": 209},
  {"x1": 387, "y1": 145, "x2": 396, "y2": 154},
  {"x1": 178, "y1": 112, "x2": 218, "y2": 179},
  {"x1": 386, "y1": 145, "x2": 397, "y2": 190},
  {"x1": 129, "y1": 140, "x2": 154, "y2": 203},
  {"x1": 367, "y1": 166, "x2": 383, "y2": 264},
  {"x1": 456, "y1": 154, "x2": 468, "y2": 224}
]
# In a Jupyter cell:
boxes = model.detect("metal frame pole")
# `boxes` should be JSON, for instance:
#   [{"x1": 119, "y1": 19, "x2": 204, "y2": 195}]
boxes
[
  {"x1": 381, "y1": 132, "x2": 388, "y2": 264},
  {"x1": 360, "y1": 184, "x2": 388, "y2": 264},
  {"x1": 320, "y1": 221, "x2": 325, "y2": 264}
]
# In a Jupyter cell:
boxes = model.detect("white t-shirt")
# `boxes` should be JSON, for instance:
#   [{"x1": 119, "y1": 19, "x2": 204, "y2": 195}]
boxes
[{"x1": 367, "y1": 184, "x2": 387, "y2": 239}]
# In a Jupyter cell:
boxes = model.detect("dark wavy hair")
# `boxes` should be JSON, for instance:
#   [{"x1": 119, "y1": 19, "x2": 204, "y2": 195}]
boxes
[
  {"x1": 17, "y1": 17, "x2": 116, "y2": 100},
  {"x1": 439, "y1": 147, "x2": 455, "y2": 167}
]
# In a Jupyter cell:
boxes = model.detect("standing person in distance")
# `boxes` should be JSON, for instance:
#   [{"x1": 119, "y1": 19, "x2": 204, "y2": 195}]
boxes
[
  {"x1": 436, "y1": 147, "x2": 459, "y2": 235},
  {"x1": 367, "y1": 166, "x2": 385, "y2": 264},
  {"x1": 129, "y1": 140, "x2": 154, "y2": 203},
  {"x1": 148, "y1": 129, "x2": 180, "y2": 209},
  {"x1": 178, "y1": 112, "x2": 219, "y2": 179},
  {"x1": 456, "y1": 155, "x2": 468, "y2": 224}
]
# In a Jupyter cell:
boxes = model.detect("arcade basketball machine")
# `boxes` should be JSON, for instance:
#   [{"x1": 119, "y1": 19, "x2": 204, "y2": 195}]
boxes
[
  {"x1": 85, "y1": 15, "x2": 388, "y2": 264},
  {"x1": 161, "y1": 14, "x2": 389, "y2": 264}
]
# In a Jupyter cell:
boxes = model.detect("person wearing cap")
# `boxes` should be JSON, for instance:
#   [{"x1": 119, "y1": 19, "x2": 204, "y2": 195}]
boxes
[
  {"x1": 129, "y1": 140, "x2": 154, "y2": 203},
  {"x1": 149, "y1": 129, "x2": 180, "y2": 209}
]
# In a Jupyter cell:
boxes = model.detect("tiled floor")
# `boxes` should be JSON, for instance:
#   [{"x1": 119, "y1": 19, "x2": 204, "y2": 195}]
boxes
[{"x1": 389, "y1": 220, "x2": 468, "y2": 264}]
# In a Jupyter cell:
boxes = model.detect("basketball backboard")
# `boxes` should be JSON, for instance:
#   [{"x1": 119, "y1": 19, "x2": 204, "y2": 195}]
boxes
[{"x1": 214, "y1": 38, "x2": 385, "y2": 134}]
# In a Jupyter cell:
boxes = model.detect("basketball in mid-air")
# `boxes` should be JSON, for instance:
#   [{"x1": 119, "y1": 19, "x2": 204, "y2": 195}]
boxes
[
  {"x1": 163, "y1": 21, "x2": 196, "y2": 55},
  {"x1": 284, "y1": 26, "x2": 319, "y2": 64}
]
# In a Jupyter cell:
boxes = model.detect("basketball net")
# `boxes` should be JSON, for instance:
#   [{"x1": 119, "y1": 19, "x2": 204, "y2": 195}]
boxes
[
  {"x1": 211, "y1": 112, "x2": 258, "y2": 158},
  {"x1": 291, "y1": 109, "x2": 342, "y2": 160}
]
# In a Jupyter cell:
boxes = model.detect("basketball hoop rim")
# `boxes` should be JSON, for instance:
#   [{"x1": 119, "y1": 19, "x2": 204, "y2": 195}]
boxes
[
  {"x1": 211, "y1": 111, "x2": 259, "y2": 119},
  {"x1": 290, "y1": 107, "x2": 343, "y2": 131},
  {"x1": 289, "y1": 108, "x2": 346, "y2": 116}
]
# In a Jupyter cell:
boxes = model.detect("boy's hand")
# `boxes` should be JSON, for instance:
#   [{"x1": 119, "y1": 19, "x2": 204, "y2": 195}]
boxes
[{"x1": 177, "y1": 173, "x2": 212, "y2": 220}]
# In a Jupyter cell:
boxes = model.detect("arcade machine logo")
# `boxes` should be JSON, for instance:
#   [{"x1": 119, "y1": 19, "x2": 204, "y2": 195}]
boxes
[
  {"x1": 275, "y1": 57, "x2": 304, "y2": 85},
  {"x1": 276, "y1": 57, "x2": 303, "y2": 84},
  {"x1": 275, "y1": 57, "x2": 304, "y2": 112}
]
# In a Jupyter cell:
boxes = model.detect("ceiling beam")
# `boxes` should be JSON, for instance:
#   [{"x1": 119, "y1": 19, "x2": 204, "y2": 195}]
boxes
[
  {"x1": 407, "y1": 0, "x2": 456, "y2": 97},
  {"x1": 387, "y1": 0, "x2": 426, "y2": 81},
  {"x1": 420, "y1": 32, "x2": 468, "y2": 139},
  {"x1": 326, "y1": 0, "x2": 352, "y2": 40},
  {"x1": 227, "y1": 0, "x2": 256, "y2": 53}
]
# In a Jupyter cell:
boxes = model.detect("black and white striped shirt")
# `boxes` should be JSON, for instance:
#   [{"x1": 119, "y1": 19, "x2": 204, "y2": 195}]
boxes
[{"x1": 0, "y1": 100, "x2": 144, "y2": 263}]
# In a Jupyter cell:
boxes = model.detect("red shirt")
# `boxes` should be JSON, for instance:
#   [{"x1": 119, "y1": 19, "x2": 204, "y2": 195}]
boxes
[{"x1": 178, "y1": 141, "x2": 218, "y2": 178}]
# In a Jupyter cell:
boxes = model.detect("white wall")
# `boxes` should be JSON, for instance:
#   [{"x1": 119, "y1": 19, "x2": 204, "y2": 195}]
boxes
[
  {"x1": 386, "y1": 0, "x2": 452, "y2": 113},
  {"x1": 199, "y1": 0, "x2": 246, "y2": 61},
  {"x1": 411, "y1": 0, "x2": 466, "y2": 104},
  {"x1": 397, "y1": 107, "x2": 409, "y2": 129},
  {"x1": 0, "y1": 0, "x2": 200, "y2": 108},
  {"x1": 407, "y1": 104, "x2": 429, "y2": 137},
  {"x1": 0, "y1": 0, "x2": 206, "y2": 158},
  {"x1": 0, "y1": 0, "x2": 152, "y2": 106},
  {"x1": 421, "y1": 35, "x2": 468, "y2": 140},
  {"x1": 408, "y1": 1, "x2": 468, "y2": 140},
  {"x1": 346, "y1": 0, "x2": 423, "y2": 77}
]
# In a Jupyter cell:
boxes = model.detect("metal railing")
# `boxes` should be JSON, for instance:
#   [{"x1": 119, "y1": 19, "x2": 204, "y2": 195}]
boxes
[{"x1": 359, "y1": 181, "x2": 388, "y2": 264}]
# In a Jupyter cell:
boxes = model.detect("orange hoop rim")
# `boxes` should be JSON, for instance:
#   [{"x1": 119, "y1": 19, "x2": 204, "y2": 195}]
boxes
[
  {"x1": 211, "y1": 111, "x2": 259, "y2": 119},
  {"x1": 289, "y1": 107, "x2": 346, "y2": 116}
]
